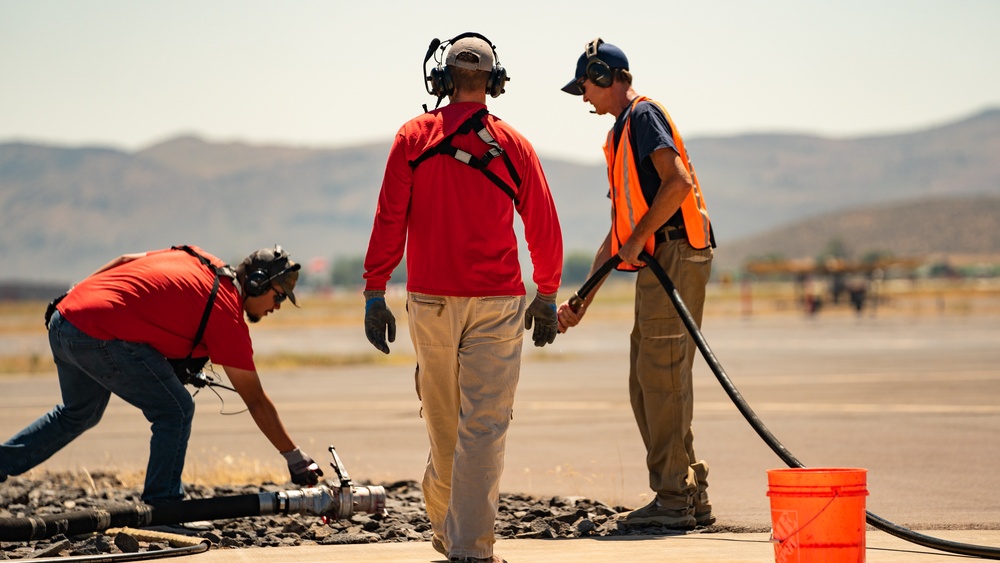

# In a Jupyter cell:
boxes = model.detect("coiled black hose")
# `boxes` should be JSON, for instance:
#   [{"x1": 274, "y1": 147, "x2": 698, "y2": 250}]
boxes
[{"x1": 575, "y1": 252, "x2": 1000, "y2": 559}]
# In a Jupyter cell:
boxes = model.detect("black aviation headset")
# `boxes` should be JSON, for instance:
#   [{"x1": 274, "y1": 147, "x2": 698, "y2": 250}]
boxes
[
  {"x1": 584, "y1": 37, "x2": 615, "y2": 89},
  {"x1": 244, "y1": 245, "x2": 301, "y2": 297},
  {"x1": 423, "y1": 32, "x2": 508, "y2": 106}
]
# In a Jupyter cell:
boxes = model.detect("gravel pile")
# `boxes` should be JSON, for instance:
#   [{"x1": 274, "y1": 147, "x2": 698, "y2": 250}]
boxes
[{"x1": 1, "y1": 472, "x2": 760, "y2": 559}]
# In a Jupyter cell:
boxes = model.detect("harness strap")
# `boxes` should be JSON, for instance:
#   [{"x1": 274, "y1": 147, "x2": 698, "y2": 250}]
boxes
[
  {"x1": 171, "y1": 245, "x2": 234, "y2": 362},
  {"x1": 408, "y1": 109, "x2": 521, "y2": 202}
]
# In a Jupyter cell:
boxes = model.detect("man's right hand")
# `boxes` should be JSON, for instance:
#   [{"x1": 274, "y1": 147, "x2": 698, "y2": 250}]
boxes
[
  {"x1": 525, "y1": 292, "x2": 558, "y2": 347},
  {"x1": 364, "y1": 290, "x2": 396, "y2": 354},
  {"x1": 557, "y1": 299, "x2": 586, "y2": 333}
]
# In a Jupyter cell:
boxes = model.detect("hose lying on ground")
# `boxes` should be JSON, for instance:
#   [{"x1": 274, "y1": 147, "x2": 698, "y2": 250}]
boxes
[
  {"x1": 576, "y1": 252, "x2": 1000, "y2": 560},
  {"x1": 22, "y1": 534, "x2": 209, "y2": 563},
  {"x1": 0, "y1": 446, "x2": 386, "y2": 542}
]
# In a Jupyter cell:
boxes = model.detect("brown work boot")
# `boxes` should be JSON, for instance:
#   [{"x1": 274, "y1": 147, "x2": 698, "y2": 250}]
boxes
[
  {"x1": 694, "y1": 490, "x2": 716, "y2": 526},
  {"x1": 622, "y1": 499, "x2": 696, "y2": 529},
  {"x1": 695, "y1": 507, "x2": 716, "y2": 526}
]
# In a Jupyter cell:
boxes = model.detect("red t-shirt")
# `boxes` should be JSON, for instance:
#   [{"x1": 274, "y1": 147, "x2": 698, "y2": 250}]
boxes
[
  {"x1": 57, "y1": 246, "x2": 255, "y2": 371},
  {"x1": 363, "y1": 102, "x2": 563, "y2": 296}
]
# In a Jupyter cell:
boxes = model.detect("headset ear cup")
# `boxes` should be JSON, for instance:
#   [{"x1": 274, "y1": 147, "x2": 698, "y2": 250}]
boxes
[
  {"x1": 245, "y1": 269, "x2": 269, "y2": 297},
  {"x1": 487, "y1": 65, "x2": 507, "y2": 98},
  {"x1": 428, "y1": 67, "x2": 442, "y2": 97},
  {"x1": 429, "y1": 66, "x2": 454, "y2": 97},
  {"x1": 587, "y1": 60, "x2": 613, "y2": 88}
]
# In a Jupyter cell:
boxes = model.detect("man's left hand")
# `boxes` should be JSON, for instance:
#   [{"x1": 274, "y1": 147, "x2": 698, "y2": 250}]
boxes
[
  {"x1": 525, "y1": 292, "x2": 558, "y2": 347},
  {"x1": 282, "y1": 448, "x2": 324, "y2": 486},
  {"x1": 618, "y1": 237, "x2": 644, "y2": 267}
]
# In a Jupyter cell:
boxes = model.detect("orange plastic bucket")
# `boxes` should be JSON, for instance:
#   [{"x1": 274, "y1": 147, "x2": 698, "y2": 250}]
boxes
[{"x1": 767, "y1": 468, "x2": 868, "y2": 563}]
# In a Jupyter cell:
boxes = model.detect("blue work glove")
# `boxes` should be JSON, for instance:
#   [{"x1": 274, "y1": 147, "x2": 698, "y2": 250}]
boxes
[
  {"x1": 524, "y1": 292, "x2": 558, "y2": 347},
  {"x1": 364, "y1": 290, "x2": 396, "y2": 354},
  {"x1": 281, "y1": 447, "x2": 323, "y2": 486}
]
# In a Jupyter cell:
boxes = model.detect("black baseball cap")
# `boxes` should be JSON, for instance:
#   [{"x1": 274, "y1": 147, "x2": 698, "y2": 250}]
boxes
[{"x1": 561, "y1": 39, "x2": 629, "y2": 96}]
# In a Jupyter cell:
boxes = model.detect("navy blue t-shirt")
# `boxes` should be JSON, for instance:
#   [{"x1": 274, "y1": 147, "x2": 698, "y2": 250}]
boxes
[{"x1": 611, "y1": 100, "x2": 684, "y2": 227}]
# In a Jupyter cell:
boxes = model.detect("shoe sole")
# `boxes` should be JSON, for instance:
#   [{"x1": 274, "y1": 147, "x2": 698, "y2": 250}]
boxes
[
  {"x1": 621, "y1": 516, "x2": 696, "y2": 530},
  {"x1": 695, "y1": 514, "x2": 717, "y2": 526}
]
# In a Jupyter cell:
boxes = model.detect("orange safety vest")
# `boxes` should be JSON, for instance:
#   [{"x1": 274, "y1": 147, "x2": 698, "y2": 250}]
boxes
[{"x1": 604, "y1": 96, "x2": 712, "y2": 271}]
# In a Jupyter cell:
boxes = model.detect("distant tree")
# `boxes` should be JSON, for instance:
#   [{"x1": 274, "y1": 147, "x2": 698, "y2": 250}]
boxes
[
  {"x1": 860, "y1": 250, "x2": 894, "y2": 265},
  {"x1": 392, "y1": 260, "x2": 407, "y2": 285},
  {"x1": 331, "y1": 256, "x2": 365, "y2": 288},
  {"x1": 745, "y1": 253, "x2": 786, "y2": 264},
  {"x1": 332, "y1": 255, "x2": 406, "y2": 288},
  {"x1": 562, "y1": 252, "x2": 596, "y2": 285},
  {"x1": 817, "y1": 238, "x2": 849, "y2": 262}
]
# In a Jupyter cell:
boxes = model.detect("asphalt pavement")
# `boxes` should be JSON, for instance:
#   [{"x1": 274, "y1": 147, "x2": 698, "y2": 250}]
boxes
[{"x1": 4, "y1": 307, "x2": 1000, "y2": 561}]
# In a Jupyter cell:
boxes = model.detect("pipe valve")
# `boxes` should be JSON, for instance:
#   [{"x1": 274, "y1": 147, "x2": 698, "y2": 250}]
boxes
[
  {"x1": 326, "y1": 445, "x2": 387, "y2": 519},
  {"x1": 272, "y1": 446, "x2": 386, "y2": 522}
]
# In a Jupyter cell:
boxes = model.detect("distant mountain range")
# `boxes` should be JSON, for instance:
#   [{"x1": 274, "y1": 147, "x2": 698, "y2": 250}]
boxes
[{"x1": 1, "y1": 108, "x2": 998, "y2": 284}]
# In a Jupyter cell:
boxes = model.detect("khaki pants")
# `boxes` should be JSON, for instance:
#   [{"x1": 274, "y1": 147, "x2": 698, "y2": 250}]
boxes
[
  {"x1": 630, "y1": 237, "x2": 713, "y2": 511},
  {"x1": 408, "y1": 293, "x2": 525, "y2": 560}
]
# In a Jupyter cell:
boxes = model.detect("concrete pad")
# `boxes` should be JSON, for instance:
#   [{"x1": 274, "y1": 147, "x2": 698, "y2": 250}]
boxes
[{"x1": 166, "y1": 530, "x2": 1000, "y2": 562}]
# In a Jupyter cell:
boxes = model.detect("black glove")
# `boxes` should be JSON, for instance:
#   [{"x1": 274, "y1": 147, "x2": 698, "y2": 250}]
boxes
[
  {"x1": 524, "y1": 292, "x2": 558, "y2": 347},
  {"x1": 364, "y1": 290, "x2": 396, "y2": 354},
  {"x1": 281, "y1": 447, "x2": 323, "y2": 486}
]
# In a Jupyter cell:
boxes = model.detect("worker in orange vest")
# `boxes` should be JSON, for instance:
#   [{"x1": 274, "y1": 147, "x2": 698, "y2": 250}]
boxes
[{"x1": 557, "y1": 38, "x2": 716, "y2": 530}]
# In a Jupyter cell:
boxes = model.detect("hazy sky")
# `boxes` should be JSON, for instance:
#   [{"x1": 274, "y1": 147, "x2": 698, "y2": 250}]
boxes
[{"x1": 2, "y1": 0, "x2": 998, "y2": 164}]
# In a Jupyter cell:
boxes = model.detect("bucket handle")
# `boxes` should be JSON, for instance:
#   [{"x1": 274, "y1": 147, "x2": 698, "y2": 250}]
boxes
[{"x1": 769, "y1": 488, "x2": 840, "y2": 545}]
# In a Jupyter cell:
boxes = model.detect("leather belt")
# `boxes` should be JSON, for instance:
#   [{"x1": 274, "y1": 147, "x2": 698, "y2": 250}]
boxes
[{"x1": 654, "y1": 227, "x2": 686, "y2": 244}]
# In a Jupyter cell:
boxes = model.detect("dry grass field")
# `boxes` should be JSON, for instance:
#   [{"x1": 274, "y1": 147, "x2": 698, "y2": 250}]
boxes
[{"x1": 3, "y1": 276, "x2": 1000, "y2": 376}]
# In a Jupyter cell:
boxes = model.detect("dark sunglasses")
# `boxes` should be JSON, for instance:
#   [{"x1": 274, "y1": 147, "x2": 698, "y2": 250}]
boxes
[{"x1": 273, "y1": 289, "x2": 288, "y2": 304}]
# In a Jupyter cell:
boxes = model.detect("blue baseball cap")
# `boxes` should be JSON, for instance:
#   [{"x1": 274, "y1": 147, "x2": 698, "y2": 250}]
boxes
[{"x1": 561, "y1": 39, "x2": 629, "y2": 95}]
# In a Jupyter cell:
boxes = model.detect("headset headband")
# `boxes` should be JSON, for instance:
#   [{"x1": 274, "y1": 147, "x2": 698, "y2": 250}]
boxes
[
  {"x1": 583, "y1": 37, "x2": 616, "y2": 89},
  {"x1": 586, "y1": 37, "x2": 604, "y2": 59},
  {"x1": 423, "y1": 32, "x2": 503, "y2": 98},
  {"x1": 257, "y1": 249, "x2": 301, "y2": 285}
]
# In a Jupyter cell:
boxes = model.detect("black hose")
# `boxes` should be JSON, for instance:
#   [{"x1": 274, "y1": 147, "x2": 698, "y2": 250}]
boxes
[
  {"x1": 635, "y1": 253, "x2": 805, "y2": 469},
  {"x1": 0, "y1": 494, "x2": 268, "y2": 542},
  {"x1": 567, "y1": 255, "x2": 622, "y2": 312},
  {"x1": 23, "y1": 542, "x2": 209, "y2": 563},
  {"x1": 0, "y1": 504, "x2": 156, "y2": 542},
  {"x1": 585, "y1": 251, "x2": 1000, "y2": 560},
  {"x1": 147, "y1": 494, "x2": 264, "y2": 525}
]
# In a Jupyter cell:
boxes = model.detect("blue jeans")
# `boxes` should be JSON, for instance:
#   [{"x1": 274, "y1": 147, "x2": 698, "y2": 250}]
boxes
[{"x1": 0, "y1": 311, "x2": 195, "y2": 502}]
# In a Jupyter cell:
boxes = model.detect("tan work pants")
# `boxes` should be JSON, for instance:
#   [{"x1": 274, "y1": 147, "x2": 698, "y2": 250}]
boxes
[
  {"x1": 630, "y1": 237, "x2": 713, "y2": 511},
  {"x1": 408, "y1": 293, "x2": 525, "y2": 560}
]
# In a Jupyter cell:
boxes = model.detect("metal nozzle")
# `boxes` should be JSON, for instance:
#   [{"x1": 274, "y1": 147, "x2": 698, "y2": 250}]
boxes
[
  {"x1": 270, "y1": 484, "x2": 386, "y2": 521},
  {"x1": 262, "y1": 445, "x2": 387, "y2": 522}
]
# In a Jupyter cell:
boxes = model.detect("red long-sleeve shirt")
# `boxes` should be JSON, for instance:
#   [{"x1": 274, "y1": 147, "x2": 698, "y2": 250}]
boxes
[
  {"x1": 58, "y1": 247, "x2": 256, "y2": 371},
  {"x1": 364, "y1": 102, "x2": 562, "y2": 296}
]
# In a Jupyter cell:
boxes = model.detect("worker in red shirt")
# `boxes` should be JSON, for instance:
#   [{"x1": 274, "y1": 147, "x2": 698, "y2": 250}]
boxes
[
  {"x1": 362, "y1": 33, "x2": 563, "y2": 563},
  {"x1": 0, "y1": 245, "x2": 323, "y2": 502}
]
